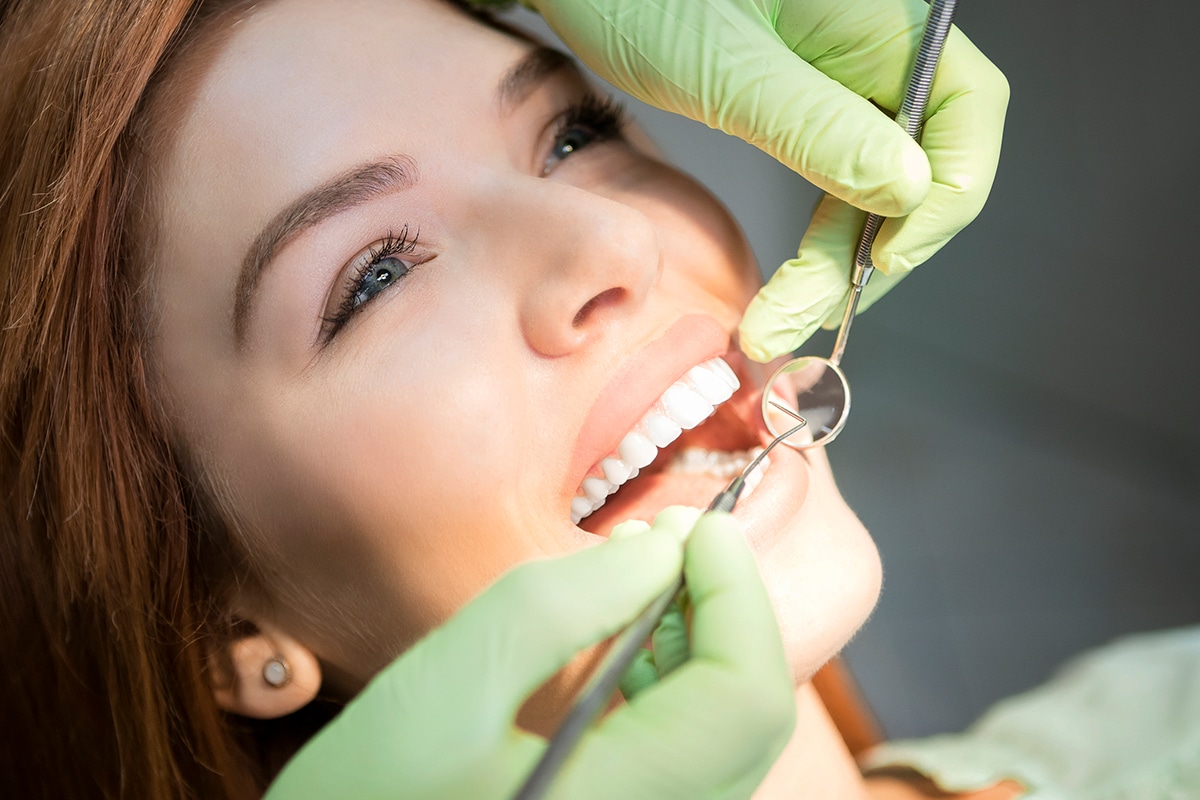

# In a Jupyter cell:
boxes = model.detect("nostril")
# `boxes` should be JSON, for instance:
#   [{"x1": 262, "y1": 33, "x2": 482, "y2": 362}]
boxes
[{"x1": 572, "y1": 287, "x2": 625, "y2": 328}]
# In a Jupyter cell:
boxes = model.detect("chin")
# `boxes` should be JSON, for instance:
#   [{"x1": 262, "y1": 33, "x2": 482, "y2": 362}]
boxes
[{"x1": 759, "y1": 461, "x2": 882, "y2": 684}]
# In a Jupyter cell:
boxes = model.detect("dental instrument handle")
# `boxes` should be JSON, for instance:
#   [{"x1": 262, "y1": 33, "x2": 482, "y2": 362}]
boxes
[
  {"x1": 828, "y1": 0, "x2": 958, "y2": 368},
  {"x1": 708, "y1": 477, "x2": 743, "y2": 514}
]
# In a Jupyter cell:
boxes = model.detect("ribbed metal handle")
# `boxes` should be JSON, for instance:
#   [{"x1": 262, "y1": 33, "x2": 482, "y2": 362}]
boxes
[
  {"x1": 834, "y1": 0, "x2": 958, "y2": 366},
  {"x1": 896, "y1": 0, "x2": 959, "y2": 139}
]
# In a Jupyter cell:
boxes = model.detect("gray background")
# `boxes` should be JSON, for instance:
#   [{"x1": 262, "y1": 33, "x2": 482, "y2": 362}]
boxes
[{"x1": 504, "y1": 2, "x2": 1200, "y2": 738}]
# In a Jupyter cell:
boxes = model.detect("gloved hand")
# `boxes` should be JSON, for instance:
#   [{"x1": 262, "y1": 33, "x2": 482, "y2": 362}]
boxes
[
  {"x1": 264, "y1": 508, "x2": 796, "y2": 799},
  {"x1": 474, "y1": 0, "x2": 1008, "y2": 361}
]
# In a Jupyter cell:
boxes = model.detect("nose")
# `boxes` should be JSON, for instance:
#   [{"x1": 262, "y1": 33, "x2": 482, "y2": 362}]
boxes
[{"x1": 504, "y1": 181, "x2": 661, "y2": 358}]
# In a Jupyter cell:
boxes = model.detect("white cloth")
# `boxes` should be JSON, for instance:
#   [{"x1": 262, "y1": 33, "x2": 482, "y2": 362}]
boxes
[{"x1": 863, "y1": 626, "x2": 1200, "y2": 799}]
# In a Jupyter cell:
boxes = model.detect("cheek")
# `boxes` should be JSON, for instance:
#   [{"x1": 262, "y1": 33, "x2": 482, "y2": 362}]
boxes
[
  {"x1": 635, "y1": 169, "x2": 761, "y2": 305},
  {"x1": 222, "y1": 317, "x2": 573, "y2": 672}
]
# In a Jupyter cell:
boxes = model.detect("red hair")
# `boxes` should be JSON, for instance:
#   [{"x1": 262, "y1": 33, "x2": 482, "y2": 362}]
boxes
[
  {"x1": 0, "y1": 1, "x2": 500, "y2": 795},
  {"x1": 0, "y1": 1, "x2": 265, "y2": 796}
]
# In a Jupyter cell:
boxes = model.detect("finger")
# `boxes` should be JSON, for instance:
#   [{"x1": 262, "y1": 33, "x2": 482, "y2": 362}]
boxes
[
  {"x1": 680, "y1": 513, "x2": 788, "y2": 676},
  {"x1": 608, "y1": 518, "x2": 651, "y2": 540},
  {"x1": 649, "y1": 505, "x2": 702, "y2": 541},
  {"x1": 870, "y1": 31, "x2": 1009, "y2": 274},
  {"x1": 649, "y1": 601, "x2": 689, "y2": 678},
  {"x1": 709, "y1": 50, "x2": 931, "y2": 217},
  {"x1": 538, "y1": 0, "x2": 930, "y2": 216},
  {"x1": 739, "y1": 195, "x2": 865, "y2": 361},
  {"x1": 616, "y1": 600, "x2": 690, "y2": 701},
  {"x1": 556, "y1": 513, "x2": 795, "y2": 797},
  {"x1": 618, "y1": 648, "x2": 659, "y2": 701}
]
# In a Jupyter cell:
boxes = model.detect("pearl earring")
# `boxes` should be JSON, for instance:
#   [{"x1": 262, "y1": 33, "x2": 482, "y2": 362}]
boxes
[{"x1": 262, "y1": 656, "x2": 292, "y2": 688}]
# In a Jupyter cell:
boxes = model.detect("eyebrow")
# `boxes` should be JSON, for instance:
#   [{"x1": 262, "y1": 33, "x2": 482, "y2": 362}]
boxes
[
  {"x1": 497, "y1": 46, "x2": 571, "y2": 115},
  {"x1": 232, "y1": 45, "x2": 572, "y2": 346},
  {"x1": 233, "y1": 156, "x2": 418, "y2": 344}
]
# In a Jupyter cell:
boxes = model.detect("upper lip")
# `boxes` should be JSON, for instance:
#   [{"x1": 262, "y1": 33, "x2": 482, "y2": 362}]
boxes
[{"x1": 567, "y1": 314, "x2": 732, "y2": 491}]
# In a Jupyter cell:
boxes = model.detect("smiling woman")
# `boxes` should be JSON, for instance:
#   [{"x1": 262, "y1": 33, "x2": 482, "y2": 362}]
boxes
[
  {"x1": 0, "y1": 0, "x2": 886, "y2": 797},
  {"x1": 142, "y1": 0, "x2": 884, "y2": 699}
]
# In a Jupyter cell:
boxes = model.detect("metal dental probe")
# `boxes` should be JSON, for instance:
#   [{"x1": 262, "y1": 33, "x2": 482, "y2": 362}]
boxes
[{"x1": 512, "y1": 404, "x2": 808, "y2": 800}]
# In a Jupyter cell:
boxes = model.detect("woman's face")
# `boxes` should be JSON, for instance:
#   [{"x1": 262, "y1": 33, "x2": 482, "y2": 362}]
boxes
[{"x1": 149, "y1": 0, "x2": 881, "y2": 700}]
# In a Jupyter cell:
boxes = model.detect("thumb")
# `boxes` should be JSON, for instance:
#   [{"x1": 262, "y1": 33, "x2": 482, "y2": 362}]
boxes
[{"x1": 739, "y1": 195, "x2": 864, "y2": 361}]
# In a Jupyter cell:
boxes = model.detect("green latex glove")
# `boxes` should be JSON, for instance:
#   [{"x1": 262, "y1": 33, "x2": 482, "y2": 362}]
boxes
[
  {"x1": 474, "y1": 0, "x2": 1008, "y2": 361},
  {"x1": 616, "y1": 595, "x2": 689, "y2": 701},
  {"x1": 265, "y1": 509, "x2": 795, "y2": 799}
]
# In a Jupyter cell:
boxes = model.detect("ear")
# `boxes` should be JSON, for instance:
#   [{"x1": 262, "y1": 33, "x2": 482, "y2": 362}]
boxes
[{"x1": 209, "y1": 618, "x2": 322, "y2": 719}]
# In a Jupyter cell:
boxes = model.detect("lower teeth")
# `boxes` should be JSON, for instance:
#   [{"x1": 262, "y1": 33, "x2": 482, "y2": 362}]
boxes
[
  {"x1": 666, "y1": 447, "x2": 764, "y2": 478},
  {"x1": 572, "y1": 447, "x2": 770, "y2": 526}
]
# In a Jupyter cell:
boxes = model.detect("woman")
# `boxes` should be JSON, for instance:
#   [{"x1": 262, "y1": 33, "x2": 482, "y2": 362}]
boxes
[{"x1": 0, "y1": 0, "x2": 1010, "y2": 797}]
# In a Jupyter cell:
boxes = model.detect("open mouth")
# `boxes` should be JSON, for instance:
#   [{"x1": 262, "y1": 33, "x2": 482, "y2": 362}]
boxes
[{"x1": 572, "y1": 354, "x2": 770, "y2": 535}]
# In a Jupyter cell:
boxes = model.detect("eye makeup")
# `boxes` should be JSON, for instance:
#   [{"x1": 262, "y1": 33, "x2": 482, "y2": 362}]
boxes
[{"x1": 320, "y1": 225, "x2": 423, "y2": 343}]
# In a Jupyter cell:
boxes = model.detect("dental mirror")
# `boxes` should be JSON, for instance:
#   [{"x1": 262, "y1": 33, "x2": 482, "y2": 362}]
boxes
[
  {"x1": 760, "y1": 0, "x2": 958, "y2": 450},
  {"x1": 762, "y1": 354, "x2": 850, "y2": 448}
]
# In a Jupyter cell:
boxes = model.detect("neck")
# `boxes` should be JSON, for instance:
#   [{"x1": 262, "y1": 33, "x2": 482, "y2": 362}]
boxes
[
  {"x1": 754, "y1": 682, "x2": 872, "y2": 799},
  {"x1": 757, "y1": 684, "x2": 1026, "y2": 800}
]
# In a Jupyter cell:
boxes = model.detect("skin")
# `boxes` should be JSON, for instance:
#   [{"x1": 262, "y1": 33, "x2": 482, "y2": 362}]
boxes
[{"x1": 147, "y1": 0, "x2": 882, "y2": 739}]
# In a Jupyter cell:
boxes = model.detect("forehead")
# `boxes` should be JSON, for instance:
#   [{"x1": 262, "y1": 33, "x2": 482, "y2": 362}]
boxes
[
  {"x1": 151, "y1": 0, "x2": 527, "y2": 277},
  {"x1": 181, "y1": 0, "x2": 520, "y2": 141}
]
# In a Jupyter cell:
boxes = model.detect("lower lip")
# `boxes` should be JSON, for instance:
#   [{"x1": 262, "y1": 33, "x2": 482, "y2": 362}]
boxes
[{"x1": 731, "y1": 435, "x2": 810, "y2": 551}]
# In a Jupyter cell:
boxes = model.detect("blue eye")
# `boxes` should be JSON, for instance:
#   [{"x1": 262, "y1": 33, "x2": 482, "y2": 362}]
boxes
[
  {"x1": 321, "y1": 226, "x2": 420, "y2": 343},
  {"x1": 542, "y1": 94, "x2": 627, "y2": 175},
  {"x1": 548, "y1": 124, "x2": 599, "y2": 164},
  {"x1": 351, "y1": 256, "x2": 409, "y2": 311}
]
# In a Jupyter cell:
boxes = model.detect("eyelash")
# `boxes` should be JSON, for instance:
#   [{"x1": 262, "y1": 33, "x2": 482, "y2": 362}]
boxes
[
  {"x1": 319, "y1": 95, "x2": 628, "y2": 344},
  {"x1": 543, "y1": 93, "x2": 628, "y2": 174},
  {"x1": 320, "y1": 225, "x2": 420, "y2": 342}
]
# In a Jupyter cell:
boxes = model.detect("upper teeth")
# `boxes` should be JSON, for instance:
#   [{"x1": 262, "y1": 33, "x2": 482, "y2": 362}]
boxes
[{"x1": 571, "y1": 356, "x2": 740, "y2": 524}]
